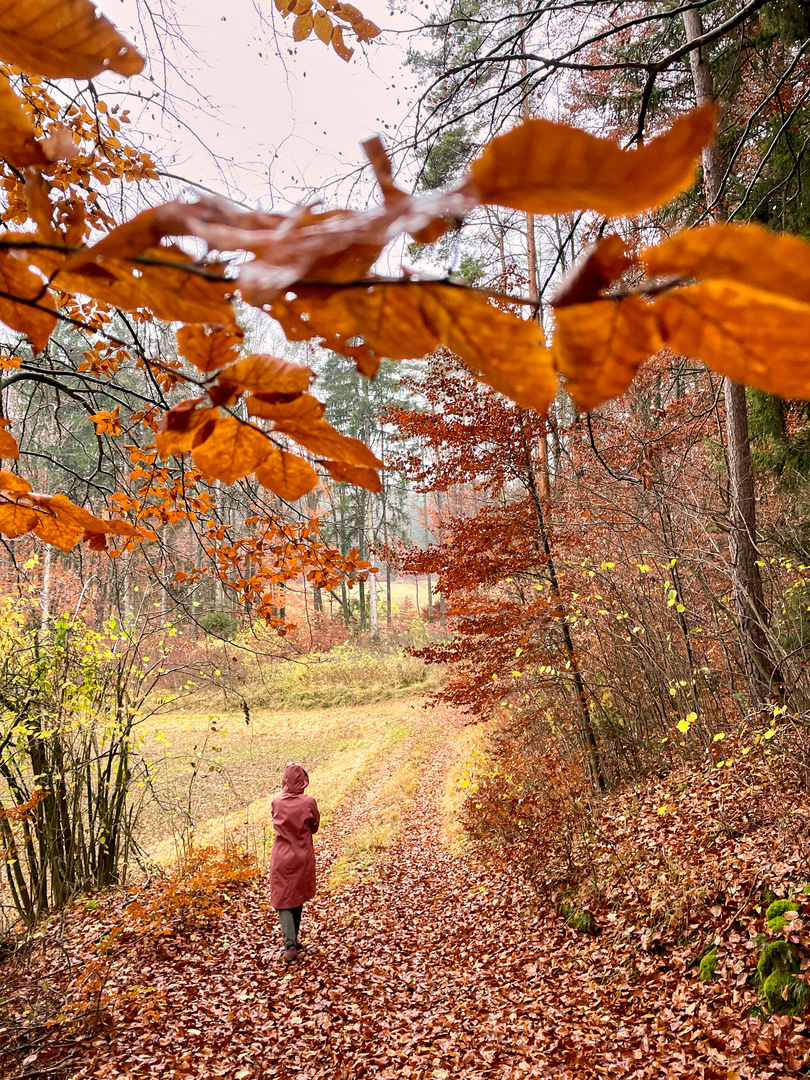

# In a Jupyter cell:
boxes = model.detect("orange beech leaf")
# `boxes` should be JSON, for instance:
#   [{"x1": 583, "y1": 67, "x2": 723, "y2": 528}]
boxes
[
  {"x1": 642, "y1": 222, "x2": 810, "y2": 305},
  {"x1": 0, "y1": 253, "x2": 56, "y2": 352},
  {"x1": 334, "y1": 3, "x2": 364, "y2": 24},
  {"x1": 83, "y1": 530, "x2": 108, "y2": 551},
  {"x1": 353, "y1": 18, "x2": 381, "y2": 40},
  {"x1": 275, "y1": 418, "x2": 383, "y2": 468},
  {"x1": 44, "y1": 493, "x2": 110, "y2": 534},
  {"x1": 0, "y1": 427, "x2": 19, "y2": 459},
  {"x1": 269, "y1": 281, "x2": 556, "y2": 412},
  {"x1": 215, "y1": 354, "x2": 313, "y2": 396},
  {"x1": 293, "y1": 12, "x2": 315, "y2": 39},
  {"x1": 45, "y1": 244, "x2": 237, "y2": 326},
  {"x1": 331, "y1": 25, "x2": 354, "y2": 61},
  {"x1": 0, "y1": 0, "x2": 145, "y2": 80},
  {"x1": 464, "y1": 104, "x2": 717, "y2": 217},
  {"x1": 552, "y1": 298, "x2": 663, "y2": 412},
  {"x1": 654, "y1": 281, "x2": 810, "y2": 400},
  {"x1": 0, "y1": 72, "x2": 48, "y2": 168},
  {"x1": 362, "y1": 137, "x2": 447, "y2": 244},
  {"x1": 0, "y1": 500, "x2": 37, "y2": 538},
  {"x1": 291, "y1": 0, "x2": 313, "y2": 11},
  {"x1": 0, "y1": 470, "x2": 30, "y2": 493},
  {"x1": 255, "y1": 447, "x2": 318, "y2": 500},
  {"x1": 552, "y1": 235, "x2": 634, "y2": 308},
  {"x1": 177, "y1": 324, "x2": 243, "y2": 374},
  {"x1": 191, "y1": 416, "x2": 273, "y2": 484},
  {"x1": 155, "y1": 400, "x2": 220, "y2": 459},
  {"x1": 313, "y1": 11, "x2": 333, "y2": 42},
  {"x1": 91, "y1": 406, "x2": 122, "y2": 436},
  {"x1": 246, "y1": 393, "x2": 325, "y2": 423},
  {"x1": 103, "y1": 519, "x2": 142, "y2": 538},
  {"x1": 33, "y1": 513, "x2": 83, "y2": 551},
  {"x1": 320, "y1": 459, "x2": 382, "y2": 493}
]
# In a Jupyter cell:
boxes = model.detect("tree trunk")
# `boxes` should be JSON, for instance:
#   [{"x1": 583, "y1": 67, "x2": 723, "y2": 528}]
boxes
[
  {"x1": 40, "y1": 542, "x2": 51, "y2": 633},
  {"x1": 369, "y1": 568, "x2": 379, "y2": 640},
  {"x1": 683, "y1": 8, "x2": 778, "y2": 706}
]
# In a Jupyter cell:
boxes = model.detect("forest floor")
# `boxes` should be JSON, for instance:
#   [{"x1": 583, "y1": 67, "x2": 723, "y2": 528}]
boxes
[{"x1": 3, "y1": 700, "x2": 810, "y2": 1079}]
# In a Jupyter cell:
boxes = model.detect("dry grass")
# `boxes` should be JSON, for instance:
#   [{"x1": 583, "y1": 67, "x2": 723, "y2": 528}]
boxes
[{"x1": 133, "y1": 697, "x2": 431, "y2": 867}]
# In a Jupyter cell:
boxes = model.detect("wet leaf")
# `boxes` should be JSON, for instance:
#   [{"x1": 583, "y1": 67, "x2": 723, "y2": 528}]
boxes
[
  {"x1": 254, "y1": 447, "x2": 318, "y2": 500},
  {"x1": 0, "y1": 0, "x2": 145, "y2": 79},
  {"x1": 191, "y1": 416, "x2": 273, "y2": 484},
  {"x1": 320, "y1": 459, "x2": 382, "y2": 492},
  {"x1": 268, "y1": 281, "x2": 556, "y2": 411},
  {"x1": 0, "y1": 252, "x2": 57, "y2": 352},
  {"x1": 465, "y1": 104, "x2": 717, "y2": 216},
  {"x1": 177, "y1": 324, "x2": 243, "y2": 374},
  {"x1": 553, "y1": 298, "x2": 663, "y2": 412}
]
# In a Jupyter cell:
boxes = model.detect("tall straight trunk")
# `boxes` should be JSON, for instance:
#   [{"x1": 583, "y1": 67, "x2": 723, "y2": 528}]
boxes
[
  {"x1": 683, "y1": 9, "x2": 778, "y2": 705},
  {"x1": 369, "y1": 568, "x2": 379, "y2": 639},
  {"x1": 40, "y1": 543, "x2": 51, "y2": 633}
]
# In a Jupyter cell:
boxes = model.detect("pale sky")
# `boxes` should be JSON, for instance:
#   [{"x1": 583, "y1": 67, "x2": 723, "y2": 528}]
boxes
[{"x1": 94, "y1": 0, "x2": 423, "y2": 210}]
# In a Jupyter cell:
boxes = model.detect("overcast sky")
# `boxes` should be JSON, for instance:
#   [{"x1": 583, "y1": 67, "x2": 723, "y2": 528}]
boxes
[{"x1": 94, "y1": 0, "x2": 423, "y2": 210}]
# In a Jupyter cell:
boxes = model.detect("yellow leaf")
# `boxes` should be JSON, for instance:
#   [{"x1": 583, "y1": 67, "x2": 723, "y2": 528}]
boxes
[
  {"x1": 464, "y1": 104, "x2": 717, "y2": 217},
  {"x1": 313, "y1": 10, "x2": 333, "y2": 43}
]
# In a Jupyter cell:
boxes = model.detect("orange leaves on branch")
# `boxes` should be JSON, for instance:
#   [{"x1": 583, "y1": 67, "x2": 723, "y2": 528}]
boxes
[
  {"x1": 0, "y1": 0, "x2": 144, "y2": 80},
  {"x1": 465, "y1": 104, "x2": 717, "y2": 216},
  {"x1": 553, "y1": 299, "x2": 663, "y2": 413},
  {"x1": 0, "y1": 253, "x2": 57, "y2": 353},
  {"x1": 255, "y1": 447, "x2": 318, "y2": 501},
  {"x1": 270, "y1": 281, "x2": 556, "y2": 411},
  {"x1": 0, "y1": 422, "x2": 19, "y2": 460},
  {"x1": 91, "y1": 406, "x2": 122, "y2": 436},
  {"x1": 553, "y1": 223, "x2": 810, "y2": 410},
  {"x1": 191, "y1": 416, "x2": 272, "y2": 485},
  {"x1": 320, "y1": 460, "x2": 382, "y2": 493},
  {"x1": 177, "y1": 324, "x2": 243, "y2": 374}
]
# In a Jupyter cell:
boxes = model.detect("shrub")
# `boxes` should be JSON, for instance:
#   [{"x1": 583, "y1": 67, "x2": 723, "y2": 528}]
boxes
[{"x1": 199, "y1": 610, "x2": 239, "y2": 640}]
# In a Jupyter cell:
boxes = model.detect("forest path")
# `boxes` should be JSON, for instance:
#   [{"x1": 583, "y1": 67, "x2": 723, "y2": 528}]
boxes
[{"x1": 52, "y1": 704, "x2": 782, "y2": 1080}]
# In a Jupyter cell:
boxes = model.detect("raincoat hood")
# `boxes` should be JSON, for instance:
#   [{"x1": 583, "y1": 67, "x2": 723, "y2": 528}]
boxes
[{"x1": 281, "y1": 763, "x2": 309, "y2": 795}]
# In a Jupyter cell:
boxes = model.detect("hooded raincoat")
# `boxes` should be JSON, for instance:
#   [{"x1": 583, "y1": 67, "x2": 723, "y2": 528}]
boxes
[{"x1": 269, "y1": 763, "x2": 320, "y2": 910}]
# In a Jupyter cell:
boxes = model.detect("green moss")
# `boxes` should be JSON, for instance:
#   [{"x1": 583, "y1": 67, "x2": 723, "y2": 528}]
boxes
[
  {"x1": 558, "y1": 902, "x2": 598, "y2": 936},
  {"x1": 699, "y1": 946, "x2": 718, "y2": 982},
  {"x1": 766, "y1": 898, "x2": 798, "y2": 921},
  {"x1": 758, "y1": 939, "x2": 800, "y2": 983},
  {"x1": 762, "y1": 971, "x2": 810, "y2": 1017},
  {"x1": 768, "y1": 916, "x2": 789, "y2": 931},
  {"x1": 762, "y1": 885, "x2": 779, "y2": 906}
]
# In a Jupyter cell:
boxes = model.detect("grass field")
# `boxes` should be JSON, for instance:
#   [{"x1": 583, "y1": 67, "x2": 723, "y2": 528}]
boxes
[{"x1": 133, "y1": 696, "x2": 439, "y2": 869}]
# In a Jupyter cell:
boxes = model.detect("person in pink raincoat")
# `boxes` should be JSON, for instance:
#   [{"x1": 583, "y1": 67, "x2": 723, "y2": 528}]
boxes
[{"x1": 270, "y1": 762, "x2": 320, "y2": 961}]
